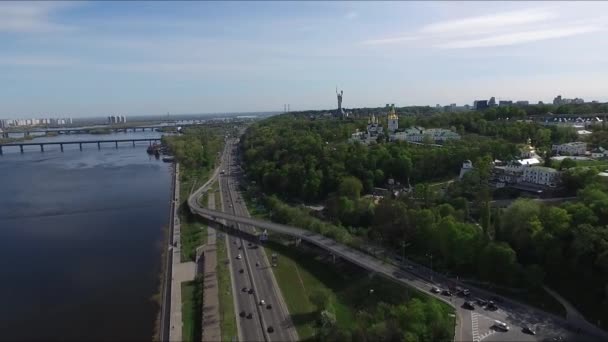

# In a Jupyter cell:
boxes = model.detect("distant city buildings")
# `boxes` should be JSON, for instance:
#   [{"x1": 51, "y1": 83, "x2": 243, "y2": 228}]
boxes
[
  {"x1": 553, "y1": 95, "x2": 585, "y2": 105},
  {"x1": 108, "y1": 115, "x2": 127, "y2": 124},
  {"x1": 474, "y1": 100, "x2": 489, "y2": 110},
  {"x1": 349, "y1": 113, "x2": 384, "y2": 144},
  {"x1": 0, "y1": 117, "x2": 72, "y2": 128},
  {"x1": 499, "y1": 100, "x2": 513, "y2": 106}
]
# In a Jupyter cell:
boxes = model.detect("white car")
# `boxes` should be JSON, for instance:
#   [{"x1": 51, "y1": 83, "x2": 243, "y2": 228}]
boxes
[
  {"x1": 431, "y1": 286, "x2": 441, "y2": 294},
  {"x1": 236, "y1": 254, "x2": 242, "y2": 260},
  {"x1": 494, "y1": 320, "x2": 509, "y2": 331},
  {"x1": 259, "y1": 299, "x2": 265, "y2": 305}
]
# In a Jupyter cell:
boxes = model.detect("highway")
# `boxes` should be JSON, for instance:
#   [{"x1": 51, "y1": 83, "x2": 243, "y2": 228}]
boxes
[
  {"x1": 215, "y1": 139, "x2": 297, "y2": 342},
  {"x1": 189, "y1": 141, "x2": 606, "y2": 342}
]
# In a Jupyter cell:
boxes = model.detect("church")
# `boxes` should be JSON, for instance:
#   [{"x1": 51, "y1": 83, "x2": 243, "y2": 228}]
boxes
[{"x1": 349, "y1": 104, "x2": 397, "y2": 144}]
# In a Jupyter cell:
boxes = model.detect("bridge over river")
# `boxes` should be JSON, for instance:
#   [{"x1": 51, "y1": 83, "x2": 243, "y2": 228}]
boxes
[{"x1": 0, "y1": 138, "x2": 161, "y2": 154}]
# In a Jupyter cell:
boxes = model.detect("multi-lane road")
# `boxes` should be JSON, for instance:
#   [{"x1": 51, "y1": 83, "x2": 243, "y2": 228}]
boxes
[
  {"x1": 214, "y1": 139, "x2": 297, "y2": 342},
  {"x1": 189, "y1": 139, "x2": 606, "y2": 342}
]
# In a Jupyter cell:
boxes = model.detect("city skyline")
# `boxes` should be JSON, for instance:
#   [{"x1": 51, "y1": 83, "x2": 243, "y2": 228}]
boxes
[{"x1": 1, "y1": 1, "x2": 608, "y2": 118}]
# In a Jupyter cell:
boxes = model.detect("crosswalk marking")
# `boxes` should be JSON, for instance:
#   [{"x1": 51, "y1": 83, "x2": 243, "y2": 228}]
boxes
[{"x1": 471, "y1": 312, "x2": 496, "y2": 342}]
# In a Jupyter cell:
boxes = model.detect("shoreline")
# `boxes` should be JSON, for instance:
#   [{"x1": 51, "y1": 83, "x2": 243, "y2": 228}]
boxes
[{"x1": 155, "y1": 162, "x2": 177, "y2": 341}]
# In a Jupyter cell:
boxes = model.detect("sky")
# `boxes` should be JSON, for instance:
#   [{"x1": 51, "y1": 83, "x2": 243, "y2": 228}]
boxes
[{"x1": 2, "y1": 1, "x2": 608, "y2": 118}]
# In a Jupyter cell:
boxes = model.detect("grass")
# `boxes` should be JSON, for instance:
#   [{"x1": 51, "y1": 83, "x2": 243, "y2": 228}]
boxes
[
  {"x1": 181, "y1": 277, "x2": 203, "y2": 342},
  {"x1": 178, "y1": 166, "x2": 210, "y2": 262},
  {"x1": 217, "y1": 234, "x2": 238, "y2": 341},
  {"x1": 264, "y1": 238, "x2": 454, "y2": 340}
]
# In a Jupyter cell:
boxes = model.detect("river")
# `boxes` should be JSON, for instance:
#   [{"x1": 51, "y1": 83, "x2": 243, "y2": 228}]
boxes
[{"x1": 0, "y1": 131, "x2": 171, "y2": 340}]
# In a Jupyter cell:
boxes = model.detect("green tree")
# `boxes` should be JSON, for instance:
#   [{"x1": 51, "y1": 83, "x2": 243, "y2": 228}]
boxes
[
  {"x1": 338, "y1": 176, "x2": 363, "y2": 200},
  {"x1": 309, "y1": 288, "x2": 330, "y2": 312}
]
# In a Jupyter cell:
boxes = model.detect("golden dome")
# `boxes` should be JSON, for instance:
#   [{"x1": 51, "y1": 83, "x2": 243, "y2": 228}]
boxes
[{"x1": 388, "y1": 105, "x2": 398, "y2": 120}]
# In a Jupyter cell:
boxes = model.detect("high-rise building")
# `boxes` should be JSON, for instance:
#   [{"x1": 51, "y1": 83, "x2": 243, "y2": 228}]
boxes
[
  {"x1": 488, "y1": 97, "x2": 496, "y2": 107},
  {"x1": 475, "y1": 100, "x2": 489, "y2": 110}
]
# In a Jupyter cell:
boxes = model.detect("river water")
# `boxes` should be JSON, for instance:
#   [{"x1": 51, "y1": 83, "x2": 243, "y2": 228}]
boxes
[{"x1": 0, "y1": 131, "x2": 171, "y2": 340}]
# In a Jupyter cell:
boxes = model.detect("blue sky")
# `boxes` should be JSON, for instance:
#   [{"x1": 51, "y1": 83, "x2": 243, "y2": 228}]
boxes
[{"x1": 2, "y1": 1, "x2": 608, "y2": 118}]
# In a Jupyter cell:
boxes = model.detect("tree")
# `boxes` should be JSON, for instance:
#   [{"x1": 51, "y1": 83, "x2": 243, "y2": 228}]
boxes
[
  {"x1": 309, "y1": 288, "x2": 330, "y2": 312},
  {"x1": 478, "y1": 242, "x2": 519, "y2": 285},
  {"x1": 338, "y1": 176, "x2": 363, "y2": 200},
  {"x1": 560, "y1": 158, "x2": 576, "y2": 170}
]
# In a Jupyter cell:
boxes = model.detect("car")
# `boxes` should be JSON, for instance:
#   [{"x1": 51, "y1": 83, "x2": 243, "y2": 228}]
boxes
[
  {"x1": 236, "y1": 254, "x2": 242, "y2": 260},
  {"x1": 462, "y1": 289, "x2": 471, "y2": 297},
  {"x1": 441, "y1": 289, "x2": 453, "y2": 297},
  {"x1": 239, "y1": 311, "x2": 246, "y2": 317},
  {"x1": 493, "y1": 320, "x2": 509, "y2": 331},
  {"x1": 463, "y1": 301, "x2": 475, "y2": 310},
  {"x1": 431, "y1": 286, "x2": 441, "y2": 294},
  {"x1": 241, "y1": 287, "x2": 248, "y2": 292},
  {"x1": 487, "y1": 301, "x2": 498, "y2": 310},
  {"x1": 476, "y1": 299, "x2": 487, "y2": 306},
  {"x1": 522, "y1": 326, "x2": 536, "y2": 335},
  {"x1": 239, "y1": 269, "x2": 244, "y2": 274},
  {"x1": 248, "y1": 288, "x2": 254, "y2": 294},
  {"x1": 266, "y1": 304, "x2": 272, "y2": 310},
  {"x1": 248, "y1": 243, "x2": 253, "y2": 247},
  {"x1": 259, "y1": 299, "x2": 265, "y2": 305},
  {"x1": 246, "y1": 313, "x2": 253, "y2": 319},
  {"x1": 238, "y1": 246, "x2": 242, "y2": 250},
  {"x1": 267, "y1": 326, "x2": 274, "y2": 333}
]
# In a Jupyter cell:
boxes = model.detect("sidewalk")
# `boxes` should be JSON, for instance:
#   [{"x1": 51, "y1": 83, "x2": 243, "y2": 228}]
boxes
[
  {"x1": 201, "y1": 192, "x2": 221, "y2": 342},
  {"x1": 169, "y1": 164, "x2": 196, "y2": 342},
  {"x1": 544, "y1": 286, "x2": 608, "y2": 339}
]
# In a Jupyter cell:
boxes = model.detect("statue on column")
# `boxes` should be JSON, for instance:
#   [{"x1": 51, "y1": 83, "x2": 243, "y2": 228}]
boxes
[{"x1": 336, "y1": 87, "x2": 344, "y2": 118}]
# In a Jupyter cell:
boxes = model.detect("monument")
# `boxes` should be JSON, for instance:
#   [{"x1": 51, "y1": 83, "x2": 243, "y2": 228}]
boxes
[{"x1": 336, "y1": 87, "x2": 346, "y2": 119}]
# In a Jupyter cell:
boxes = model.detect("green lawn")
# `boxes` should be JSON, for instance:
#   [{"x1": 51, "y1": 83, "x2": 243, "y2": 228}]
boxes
[
  {"x1": 181, "y1": 278, "x2": 202, "y2": 342},
  {"x1": 217, "y1": 235, "x2": 238, "y2": 341},
  {"x1": 264, "y1": 238, "x2": 454, "y2": 340}
]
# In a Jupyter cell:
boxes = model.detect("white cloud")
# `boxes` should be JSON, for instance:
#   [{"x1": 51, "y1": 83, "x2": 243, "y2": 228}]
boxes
[
  {"x1": 440, "y1": 25, "x2": 604, "y2": 49},
  {"x1": 421, "y1": 9, "x2": 556, "y2": 36},
  {"x1": 0, "y1": 2, "x2": 74, "y2": 33}
]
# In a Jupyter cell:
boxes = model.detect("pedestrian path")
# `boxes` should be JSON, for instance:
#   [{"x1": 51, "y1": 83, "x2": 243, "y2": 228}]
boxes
[
  {"x1": 471, "y1": 311, "x2": 496, "y2": 342},
  {"x1": 544, "y1": 286, "x2": 608, "y2": 340},
  {"x1": 201, "y1": 192, "x2": 221, "y2": 342},
  {"x1": 169, "y1": 164, "x2": 196, "y2": 342}
]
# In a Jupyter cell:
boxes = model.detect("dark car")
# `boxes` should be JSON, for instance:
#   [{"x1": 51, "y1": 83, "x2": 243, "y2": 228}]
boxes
[
  {"x1": 463, "y1": 301, "x2": 475, "y2": 310},
  {"x1": 246, "y1": 313, "x2": 253, "y2": 319},
  {"x1": 487, "y1": 301, "x2": 498, "y2": 310},
  {"x1": 522, "y1": 327, "x2": 536, "y2": 335},
  {"x1": 248, "y1": 288, "x2": 254, "y2": 294},
  {"x1": 441, "y1": 289, "x2": 452, "y2": 297},
  {"x1": 461, "y1": 289, "x2": 471, "y2": 297},
  {"x1": 267, "y1": 326, "x2": 274, "y2": 333},
  {"x1": 239, "y1": 269, "x2": 244, "y2": 274},
  {"x1": 266, "y1": 304, "x2": 272, "y2": 310},
  {"x1": 476, "y1": 299, "x2": 487, "y2": 306},
  {"x1": 241, "y1": 287, "x2": 248, "y2": 292},
  {"x1": 239, "y1": 311, "x2": 246, "y2": 317}
]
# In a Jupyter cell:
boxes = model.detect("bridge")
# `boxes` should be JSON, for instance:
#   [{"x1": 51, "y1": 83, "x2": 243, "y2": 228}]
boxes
[
  {"x1": 0, "y1": 138, "x2": 161, "y2": 154},
  {"x1": 1, "y1": 126, "x2": 165, "y2": 138}
]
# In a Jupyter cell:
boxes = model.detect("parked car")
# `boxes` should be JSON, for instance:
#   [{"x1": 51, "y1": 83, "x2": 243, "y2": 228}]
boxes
[
  {"x1": 522, "y1": 326, "x2": 536, "y2": 335},
  {"x1": 463, "y1": 301, "x2": 475, "y2": 310},
  {"x1": 441, "y1": 289, "x2": 453, "y2": 297},
  {"x1": 487, "y1": 301, "x2": 498, "y2": 310},
  {"x1": 431, "y1": 286, "x2": 441, "y2": 294},
  {"x1": 493, "y1": 320, "x2": 509, "y2": 331}
]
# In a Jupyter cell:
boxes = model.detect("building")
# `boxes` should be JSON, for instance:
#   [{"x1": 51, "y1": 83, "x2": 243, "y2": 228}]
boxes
[
  {"x1": 553, "y1": 95, "x2": 563, "y2": 105},
  {"x1": 554, "y1": 95, "x2": 585, "y2": 106},
  {"x1": 387, "y1": 104, "x2": 398, "y2": 133},
  {"x1": 475, "y1": 100, "x2": 489, "y2": 110},
  {"x1": 107, "y1": 115, "x2": 127, "y2": 124},
  {"x1": 488, "y1": 97, "x2": 496, "y2": 107},
  {"x1": 591, "y1": 147, "x2": 608, "y2": 159},
  {"x1": 459, "y1": 160, "x2": 474, "y2": 179},
  {"x1": 349, "y1": 114, "x2": 384, "y2": 145},
  {"x1": 499, "y1": 100, "x2": 513, "y2": 106},
  {"x1": 390, "y1": 127, "x2": 460, "y2": 143},
  {"x1": 515, "y1": 100, "x2": 529, "y2": 106},
  {"x1": 522, "y1": 166, "x2": 560, "y2": 186},
  {"x1": 552, "y1": 142, "x2": 587, "y2": 156}
]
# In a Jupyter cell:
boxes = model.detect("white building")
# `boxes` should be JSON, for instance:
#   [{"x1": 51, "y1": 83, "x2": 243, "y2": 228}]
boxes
[
  {"x1": 349, "y1": 114, "x2": 384, "y2": 145},
  {"x1": 390, "y1": 127, "x2": 460, "y2": 143},
  {"x1": 459, "y1": 160, "x2": 474, "y2": 179},
  {"x1": 591, "y1": 147, "x2": 608, "y2": 159},
  {"x1": 522, "y1": 166, "x2": 560, "y2": 186},
  {"x1": 552, "y1": 142, "x2": 587, "y2": 156}
]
